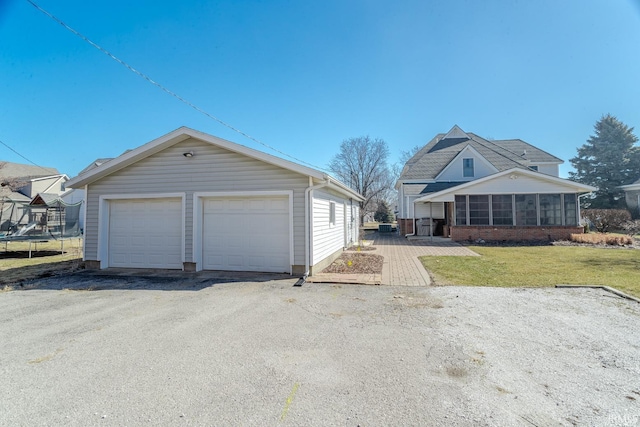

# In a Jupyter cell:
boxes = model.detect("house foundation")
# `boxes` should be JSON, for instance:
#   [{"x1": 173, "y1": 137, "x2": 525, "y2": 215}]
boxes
[{"x1": 450, "y1": 225, "x2": 584, "y2": 242}]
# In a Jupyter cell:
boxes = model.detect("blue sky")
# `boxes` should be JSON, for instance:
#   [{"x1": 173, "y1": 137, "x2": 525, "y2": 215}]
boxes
[{"x1": 1, "y1": 0, "x2": 639, "y2": 178}]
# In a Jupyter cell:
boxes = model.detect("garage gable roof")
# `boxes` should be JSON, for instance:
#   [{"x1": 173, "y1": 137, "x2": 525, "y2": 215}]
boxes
[{"x1": 66, "y1": 127, "x2": 363, "y2": 201}]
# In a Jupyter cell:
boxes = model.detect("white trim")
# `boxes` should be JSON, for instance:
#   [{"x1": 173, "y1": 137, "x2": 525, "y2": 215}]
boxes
[
  {"x1": 66, "y1": 127, "x2": 363, "y2": 202},
  {"x1": 416, "y1": 167, "x2": 596, "y2": 203},
  {"x1": 41, "y1": 175, "x2": 69, "y2": 193},
  {"x1": 82, "y1": 184, "x2": 88, "y2": 260},
  {"x1": 192, "y1": 190, "x2": 294, "y2": 273},
  {"x1": 620, "y1": 183, "x2": 640, "y2": 191},
  {"x1": 28, "y1": 174, "x2": 68, "y2": 183},
  {"x1": 97, "y1": 193, "x2": 186, "y2": 269}
]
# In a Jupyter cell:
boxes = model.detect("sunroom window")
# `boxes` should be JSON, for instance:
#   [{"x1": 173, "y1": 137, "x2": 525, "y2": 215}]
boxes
[
  {"x1": 492, "y1": 195, "x2": 513, "y2": 225},
  {"x1": 468, "y1": 195, "x2": 489, "y2": 225},
  {"x1": 515, "y1": 195, "x2": 537, "y2": 225},
  {"x1": 455, "y1": 195, "x2": 467, "y2": 225},
  {"x1": 539, "y1": 194, "x2": 562, "y2": 225},
  {"x1": 563, "y1": 194, "x2": 577, "y2": 225}
]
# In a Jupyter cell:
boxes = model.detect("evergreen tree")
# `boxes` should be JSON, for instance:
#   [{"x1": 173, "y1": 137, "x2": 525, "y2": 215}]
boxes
[
  {"x1": 374, "y1": 200, "x2": 393, "y2": 223},
  {"x1": 569, "y1": 114, "x2": 640, "y2": 208}
]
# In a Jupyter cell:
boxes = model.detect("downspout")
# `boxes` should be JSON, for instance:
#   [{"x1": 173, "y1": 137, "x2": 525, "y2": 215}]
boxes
[
  {"x1": 405, "y1": 195, "x2": 416, "y2": 237},
  {"x1": 430, "y1": 202, "x2": 433, "y2": 242},
  {"x1": 304, "y1": 177, "x2": 331, "y2": 279},
  {"x1": 577, "y1": 193, "x2": 589, "y2": 229}
]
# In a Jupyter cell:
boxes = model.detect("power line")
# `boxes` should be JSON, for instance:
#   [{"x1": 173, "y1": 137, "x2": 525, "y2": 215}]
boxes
[
  {"x1": 0, "y1": 137, "x2": 52, "y2": 173},
  {"x1": 25, "y1": 0, "x2": 328, "y2": 172}
]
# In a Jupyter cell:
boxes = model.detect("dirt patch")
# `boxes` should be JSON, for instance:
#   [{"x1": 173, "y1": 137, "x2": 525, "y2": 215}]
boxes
[
  {"x1": 322, "y1": 252, "x2": 383, "y2": 274},
  {"x1": 0, "y1": 259, "x2": 85, "y2": 287},
  {"x1": 0, "y1": 250, "x2": 68, "y2": 259}
]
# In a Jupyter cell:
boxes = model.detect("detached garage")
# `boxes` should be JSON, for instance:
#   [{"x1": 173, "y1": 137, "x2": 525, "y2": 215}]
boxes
[{"x1": 66, "y1": 127, "x2": 363, "y2": 276}]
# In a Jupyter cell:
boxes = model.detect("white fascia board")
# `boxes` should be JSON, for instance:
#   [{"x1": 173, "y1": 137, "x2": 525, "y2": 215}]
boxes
[
  {"x1": 42, "y1": 175, "x2": 69, "y2": 193},
  {"x1": 29, "y1": 174, "x2": 68, "y2": 183},
  {"x1": 415, "y1": 167, "x2": 596, "y2": 203},
  {"x1": 619, "y1": 183, "x2": 640, "y2": 190},
  {"x1": 434, "y1": 144, "x2": 498, "y2": 181},
  {"x1": 66, "y1": 129, "x2": 192, "y2": 188},
  {"x1": 66, "y1": 127, "x2": 325, "y2": 187},
  {"x1": 66, "y1": 127, "x2": 362, "y2": 201}
]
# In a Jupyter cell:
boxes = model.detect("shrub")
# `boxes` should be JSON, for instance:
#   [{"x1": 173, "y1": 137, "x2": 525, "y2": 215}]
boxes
[
  {"x1": 570, "y1": 233, "x2": 634, "y2": 246},
  {"x1": 581, "y1": 209, "x2": 632, "y2": 233},
  {"x1": 621, "y1": 219, "x2": 640, "y2": 236}
]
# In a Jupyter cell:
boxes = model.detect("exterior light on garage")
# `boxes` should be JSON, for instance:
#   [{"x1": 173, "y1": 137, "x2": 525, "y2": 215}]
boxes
[{"x1": 183, "y1": 151, "x2": 194, "y2": 157}]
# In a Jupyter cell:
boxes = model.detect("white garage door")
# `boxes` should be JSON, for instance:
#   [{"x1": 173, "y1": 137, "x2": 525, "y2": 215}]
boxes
[
  {"x1": 108, "y1": 198, "x2": 182, "y2": 269},
  {"x1": 202, "y1": 196, "x2": 290, "y2": 273}
]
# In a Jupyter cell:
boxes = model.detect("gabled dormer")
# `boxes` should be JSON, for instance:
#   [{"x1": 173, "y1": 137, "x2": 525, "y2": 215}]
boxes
[
  {"x1": 435, "y1": 145, "x2": 498, "y2": 181},
  {"x1": 442, "y1": 124, "x2": 470, "y2": 140}
]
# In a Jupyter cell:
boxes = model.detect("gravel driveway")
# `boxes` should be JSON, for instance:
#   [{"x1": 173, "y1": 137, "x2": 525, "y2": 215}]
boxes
[{"x1": 1, "y1": 273, "x2": 639, "y2": 426}]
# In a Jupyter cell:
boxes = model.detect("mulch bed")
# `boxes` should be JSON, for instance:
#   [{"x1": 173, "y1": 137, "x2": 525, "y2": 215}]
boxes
[
  {"x1": 345, "y1": 245, "x2": 377, "y2": 251},
  {"x1": 322, "y1": 252, "x2": 384, "y2": 274}
]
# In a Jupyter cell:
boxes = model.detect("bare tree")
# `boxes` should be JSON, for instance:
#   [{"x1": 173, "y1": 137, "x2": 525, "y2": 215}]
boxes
[
  {"x1": 329, "y1": 136, "x2": 394, "y2": 223},
  {"x1": 392, "y1": 144, "x2": 422, "y2": 185},
  {"x1": 399, "y1": 145, "x2": 422, "y2": 165}
]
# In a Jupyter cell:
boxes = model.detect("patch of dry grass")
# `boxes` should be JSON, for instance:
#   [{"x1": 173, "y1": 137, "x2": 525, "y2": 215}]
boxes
[
  {"x1": 570, "y1": 233, "x2": 634, "y2": 246},
  {"x1": 0, "y1": 238, "x2": 84, "y2": 288}
]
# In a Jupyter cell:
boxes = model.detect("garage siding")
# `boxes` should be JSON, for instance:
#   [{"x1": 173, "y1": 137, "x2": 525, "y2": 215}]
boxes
[
  {"x1": 83, "y1": 138, "x2": 309, "y2": 266},
  {"x1": 312, "y1": 189, "x2": 346, "y2": 265}
]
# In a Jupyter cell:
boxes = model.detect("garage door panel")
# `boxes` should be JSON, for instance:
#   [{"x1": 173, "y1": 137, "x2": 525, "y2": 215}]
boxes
[
  {"x1": 108, "y1": 198, "x2": 182, "y2": 269},
  {"x1": 202, "y1": 196, "x2": 290, "y2": 273}
]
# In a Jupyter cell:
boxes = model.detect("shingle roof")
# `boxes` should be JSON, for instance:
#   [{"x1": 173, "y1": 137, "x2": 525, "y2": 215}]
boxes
[
  {"x1": 30, "y1": 193, "x2": 64, "y2": 206},
  {"x1": 401, "y1": 181, "x2": 467, "y2": 196},
  {"x1": 0, "y1": 161, "x2": 59, "y2": 179},
  {"x1": 398, "y1": 128, "x2": 562, "y2": 181},
  {"x1": 0, "y1": 189, "x2": 30, "y2": 202},
  {"x1": 77, "y1": 158, "x2": 114, "y2": 176},
  {"x1": 492, "y1": 139, "x2": 563, "y2": 163}
]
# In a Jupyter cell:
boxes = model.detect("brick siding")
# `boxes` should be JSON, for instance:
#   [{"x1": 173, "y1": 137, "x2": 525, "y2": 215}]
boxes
[
  {"x1": 398, "y1": 218, "x2": 415, "y2": 236},
  {"x1": 450, "y1": 225, "x2": 584, "y2": 242}
]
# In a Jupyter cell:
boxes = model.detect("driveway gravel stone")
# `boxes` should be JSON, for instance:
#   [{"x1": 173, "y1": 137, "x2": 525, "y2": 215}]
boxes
[{"x1": 1, "y1": 273, "x2": 639, "y2": 426}]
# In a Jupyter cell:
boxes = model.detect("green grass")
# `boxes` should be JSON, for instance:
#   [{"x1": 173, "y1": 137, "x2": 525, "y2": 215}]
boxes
[{"x1": 420, "y1": 245, "x2": 640, "y2": 298}]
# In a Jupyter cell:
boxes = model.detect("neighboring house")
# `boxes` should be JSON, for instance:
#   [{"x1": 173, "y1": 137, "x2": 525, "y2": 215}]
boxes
[
  {"x1": 66, "y1": 127, "x2": 363, "y2": 275},
  {"x1": 58, "y1": 158, "x2": 114, "y2": 232},
  {"x1": 620, "y1": 178, "x2": 640, "y2": 218},
  {"x1": 0, "y1": 161, "x2": 68, "y2": 198},
  {"x1": 0, "y1": 161, "x2": 68, "y2": 232},
  {"x1": 396, "y1": 125, "x2": 596, "y2": 242}
]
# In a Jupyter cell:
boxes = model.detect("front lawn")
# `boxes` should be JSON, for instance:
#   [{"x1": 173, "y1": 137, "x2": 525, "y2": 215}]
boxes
[{"x1": 420, "y1": 245, "x2": 640, "y2": 298}]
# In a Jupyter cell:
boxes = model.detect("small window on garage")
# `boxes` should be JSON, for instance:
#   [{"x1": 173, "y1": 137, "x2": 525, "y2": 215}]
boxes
[{"x1": 330, "y1": 201, "x2": 336, "y2": 226}]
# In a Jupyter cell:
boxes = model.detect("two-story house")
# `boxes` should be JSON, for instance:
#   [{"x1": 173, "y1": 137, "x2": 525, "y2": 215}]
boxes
[{"x1": 396, "y1": 126, "x2": 596, "y2": 242}]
